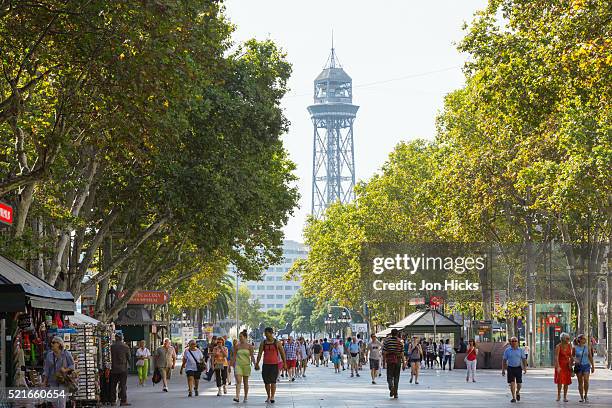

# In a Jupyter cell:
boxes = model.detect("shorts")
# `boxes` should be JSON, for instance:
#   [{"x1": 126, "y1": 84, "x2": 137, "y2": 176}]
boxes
[
  {"x1": 369, "y1": 359, "x2": 380, "y2": 370},
  {"x1": 186, "y1": 370, "x2": 201, "y2": 379},
  {"x1": 323, "y1": 351, "x2": 330, "y2": 359},
  {"x1": 507, "y1": 366, "x2": 523, "y2": 384},
  {"x1": 410, "y1": 358, "x2": 420, "y2": 364},
  {"x1": 576, "y1": 364, "x2": 591, "y2": 374},
  {"x1": 262, "y1": 364, "x2": 279, "y2": 385},
  {"x1": 350, "y1": 355, "x2": 359, "y2": 365},
  {"x1": 286, "y1": 359, "x2": 297, "y2": 368}
]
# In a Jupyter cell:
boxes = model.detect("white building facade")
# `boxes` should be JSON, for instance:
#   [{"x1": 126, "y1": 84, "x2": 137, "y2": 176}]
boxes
[{"x1": 246, "y1": 240, "x2": 308, "y2": 311}]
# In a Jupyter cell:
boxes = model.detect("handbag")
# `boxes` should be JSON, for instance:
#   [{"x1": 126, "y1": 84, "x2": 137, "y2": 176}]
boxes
[
  {"x1": 152, "y1": 368, "x2": 161, "y2": 384},
  {"x1": 188, "y1": 349, "x2": 205, "y2": 372},
  {"x1": 573, "y1": 346, "x2": 584, "y2": 374}
]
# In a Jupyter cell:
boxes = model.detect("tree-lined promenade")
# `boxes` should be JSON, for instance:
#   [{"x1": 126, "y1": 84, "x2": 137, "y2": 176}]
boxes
[
  {"x1": 292, "y1": 0, "x2": 611, "y2": 364},
  {"x1": 0, "y1": 1, "x2": 298, "y2": 321}
]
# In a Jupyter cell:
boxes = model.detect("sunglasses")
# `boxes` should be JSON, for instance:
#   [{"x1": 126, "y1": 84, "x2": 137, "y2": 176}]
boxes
[{"x1": 510, "y1": 340, "x2": 518, "y2": 342}]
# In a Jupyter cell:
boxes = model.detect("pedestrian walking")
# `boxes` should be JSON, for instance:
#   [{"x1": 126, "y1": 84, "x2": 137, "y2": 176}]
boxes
[
  {"x1": 331, "y1": 342, "x2": 342, "y2": 373},
  {"x1": 255, "y1": 327, "x2": 287, "y2": 404},
  {"x1": 442, "y1": 339, "x2": 453, "y2": 370},
  {"x1": 430, "y1": 340, "x2": 438, "y2": 368},
  {"x1": 180, "y1": 339, "x2": 204, "y2": 397},
  {"x1": 408, "y1": 336, "x2": 423, "y2": 384},
  {"x1": 438, "y1": 340, "x2": 445, "y2": 368},
  {"x1": 465, "y1": 339, "x2": 478, "y2": 382},
  {"x1": 224, "y1": 335, "x2": 233, "y2": 385},
  {"x1": 554, "y1": 333, "x2": 572, "y2": 402},
  {"x1": 573, "y1": 333, "x2": 595, "y2": 403},
  {"x1": 153, "y1": 338, "x2": 176, "y2": 392},
  {"x1": 348, "y1": 337, "x2": 360, "y2": 377},
  {"x1": 230, "y1": 330, "x2": 255, "y2": 403},
  {"x1": 322, "y1": 338, "x2": 331, "y2": 366},
  {"x1": 43, "y1": 336, "x2": 74, "y2": 408},
  {"x1": 297, "y1": 337, "x2": 308, "y2": 378},
  {"x1": 312, "y1": 340, "x2": 322, "y2": 367},
  {"x1": 110, "y1": 334, "x2": 131, "y2": 406},
  {"x1": 382, "y1": 329, "x2": 404, "y2": 399},
  {"x1": 340, "y1": 338, "x2": 348, "y2": 371},
  {"x1": 212, "y1": 337, "x2": 229, "y2": 396},
  {"x1": 204, "y1": 336, "x2": 216, "y2": 381},
  {"x1": 501, "y1": 336, "x2": 527, "y2": 403},
  {"x1": 357, "y1": 334, "x2": 366, "y2": 370},
  {"x1": 284, "y1": 336, "x2": 298, "y2": 381},
  {"x1": 135, "y1": 340, "x2": 150, "y2": 387},
  {"x1": 367, "y1": 334, "x2": 382, "y2": 384}
]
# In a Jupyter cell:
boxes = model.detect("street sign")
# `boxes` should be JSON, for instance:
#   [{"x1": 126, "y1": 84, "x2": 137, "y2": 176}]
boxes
[
  {"x1": 409, "y1": 297, "x2": 425, "y2": 305},
  {"x1": 181, "y1": 326, "x2": 194, "y2": 349},
  {"x1": 0, "y1": 202, "x2": 13, "y2": 225},
  {"x1": 430, "y1": 296, "x2": 443, "y2": 307},
  {"x1": 350, "y1": 323, "x2": 368, "y2": 333}
]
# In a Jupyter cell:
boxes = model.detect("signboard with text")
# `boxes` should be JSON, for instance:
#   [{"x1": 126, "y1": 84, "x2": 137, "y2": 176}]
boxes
[
  {"x1": 0, "y1": 202, "x2": 13, "y2": 225},
  {"x1": 117, "y1": 290, "x2": 169, "y2": 304}
]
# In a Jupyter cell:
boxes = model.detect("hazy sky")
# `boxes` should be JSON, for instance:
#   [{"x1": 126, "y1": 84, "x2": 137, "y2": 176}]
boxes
[{"x1": 224, "y1": 0, "x2": 488, "y2": 242}]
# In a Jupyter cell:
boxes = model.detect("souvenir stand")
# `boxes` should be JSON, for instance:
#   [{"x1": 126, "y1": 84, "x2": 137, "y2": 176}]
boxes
[
  {"x1": 0, "y1": 255, "x2": 75, "y2": 402},
  {"x1": 66, "y1": 313, "x2": 113, "y2": 407}
]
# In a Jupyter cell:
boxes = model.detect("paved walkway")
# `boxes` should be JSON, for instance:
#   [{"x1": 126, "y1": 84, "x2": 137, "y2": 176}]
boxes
[{"x1": 126, "y1": 360, "x2": 612, "y2": 407}]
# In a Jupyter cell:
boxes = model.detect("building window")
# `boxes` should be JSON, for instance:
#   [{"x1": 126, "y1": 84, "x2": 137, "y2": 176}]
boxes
[
  {"x1": 275, "y1": 294, "x2": 282, "y2": 299},
  {"x1": 276, "y1": 304, "x2": 283, "y2": 308},
  {"x1": 285, "y1": 285, "x2": 292, "y2": 290},
  {"x1": 275, "y1": 276, "x2": 283, "y2": 281},
  {"x1": 267, "y1": 304, "x2": 274, "y2": 308},
  {"x1": 267, "y1": 294, "x2": 274, "y2": 299},
  {"x1": 294, "y1": 285, "x2": 300, "y2": 290},
  {"x1": 265, "y1": 276, "x2": 273, "y2": 281},
  {"x1": 285, "y1": 295, "x2": 292, "y2": 299},
  {"x1": 267, "y1": 285, "x2": 274, "y2": 290},
  {"x1": 257, "y1": 285, "x2": 264, "y2": 290},
  {"x1": 276, "y1": 285, "x2": 283, "y2": 290}
]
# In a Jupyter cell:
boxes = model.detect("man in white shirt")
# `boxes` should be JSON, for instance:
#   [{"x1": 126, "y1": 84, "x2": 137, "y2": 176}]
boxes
[{"x1": 367, "y1": 334, "x2": 383, "y2": 384}]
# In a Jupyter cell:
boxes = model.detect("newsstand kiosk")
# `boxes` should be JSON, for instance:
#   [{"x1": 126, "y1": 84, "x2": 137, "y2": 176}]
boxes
[{"x1": 0, "y1": 255, "x2": 75, "y2": 403}]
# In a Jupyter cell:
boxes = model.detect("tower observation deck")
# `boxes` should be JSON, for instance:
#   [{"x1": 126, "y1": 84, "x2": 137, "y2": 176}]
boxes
[{"x1": 308, "y1": 46, "x2": 359, "y2": 218}]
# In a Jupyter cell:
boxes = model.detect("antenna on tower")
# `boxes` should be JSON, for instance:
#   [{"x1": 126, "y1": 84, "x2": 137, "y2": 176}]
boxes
[
  {"x1": 325, "y1": 29, "x2": 341, "y2": 69},
  {"x1": 330, "y1": 29, "x2": 336, "y2": 68}
]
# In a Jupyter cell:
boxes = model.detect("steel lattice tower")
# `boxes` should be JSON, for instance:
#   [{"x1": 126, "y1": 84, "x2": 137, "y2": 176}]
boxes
[{"x1": 308, "y1": 46, "x2": 359, "y2": 218}]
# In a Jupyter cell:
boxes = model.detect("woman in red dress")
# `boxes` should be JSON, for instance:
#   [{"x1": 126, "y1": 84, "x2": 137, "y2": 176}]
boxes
[{"x1": 554, "y1": 332, "x2": 573, "y2": 402}]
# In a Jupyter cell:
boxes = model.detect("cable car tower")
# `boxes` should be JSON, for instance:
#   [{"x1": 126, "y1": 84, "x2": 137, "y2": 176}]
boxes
[{"x1": 308, "y1": 42, "x2": 359, "y2": 218}]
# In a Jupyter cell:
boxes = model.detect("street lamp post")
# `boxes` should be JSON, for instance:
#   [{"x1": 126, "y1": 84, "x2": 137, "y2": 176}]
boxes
[
  {"x1": 235, "y1": 267, "x2": 239, "y2": 337},
  {"x1": 327, "y1": 306, "x2": 352, "y2": 338},
  {"x1": 324, "y1": 313, "x2": 337, "y2": 338}
]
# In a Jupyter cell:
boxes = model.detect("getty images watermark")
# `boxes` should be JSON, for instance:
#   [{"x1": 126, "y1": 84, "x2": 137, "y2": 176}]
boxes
[
  {"x1": 371, "y1": 253, "x2": 484, "y2": 291},
  {"x1": 360, "y1": 243, "x2": 488, "y2": 301}
]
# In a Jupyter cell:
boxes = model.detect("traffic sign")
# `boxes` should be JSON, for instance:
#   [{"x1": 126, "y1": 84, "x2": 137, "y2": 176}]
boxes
[
  {"x1": 0, "y1": 202, "x2": 13, "y2": 225},
  {"x1": 430, "y1": 296, "x2": 443, "y2": 307}
]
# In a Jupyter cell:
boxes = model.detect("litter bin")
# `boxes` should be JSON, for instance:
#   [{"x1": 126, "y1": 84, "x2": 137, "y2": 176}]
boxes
[{"x1": 484, "y1": 351, "x2": 492, "y2": 369}]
